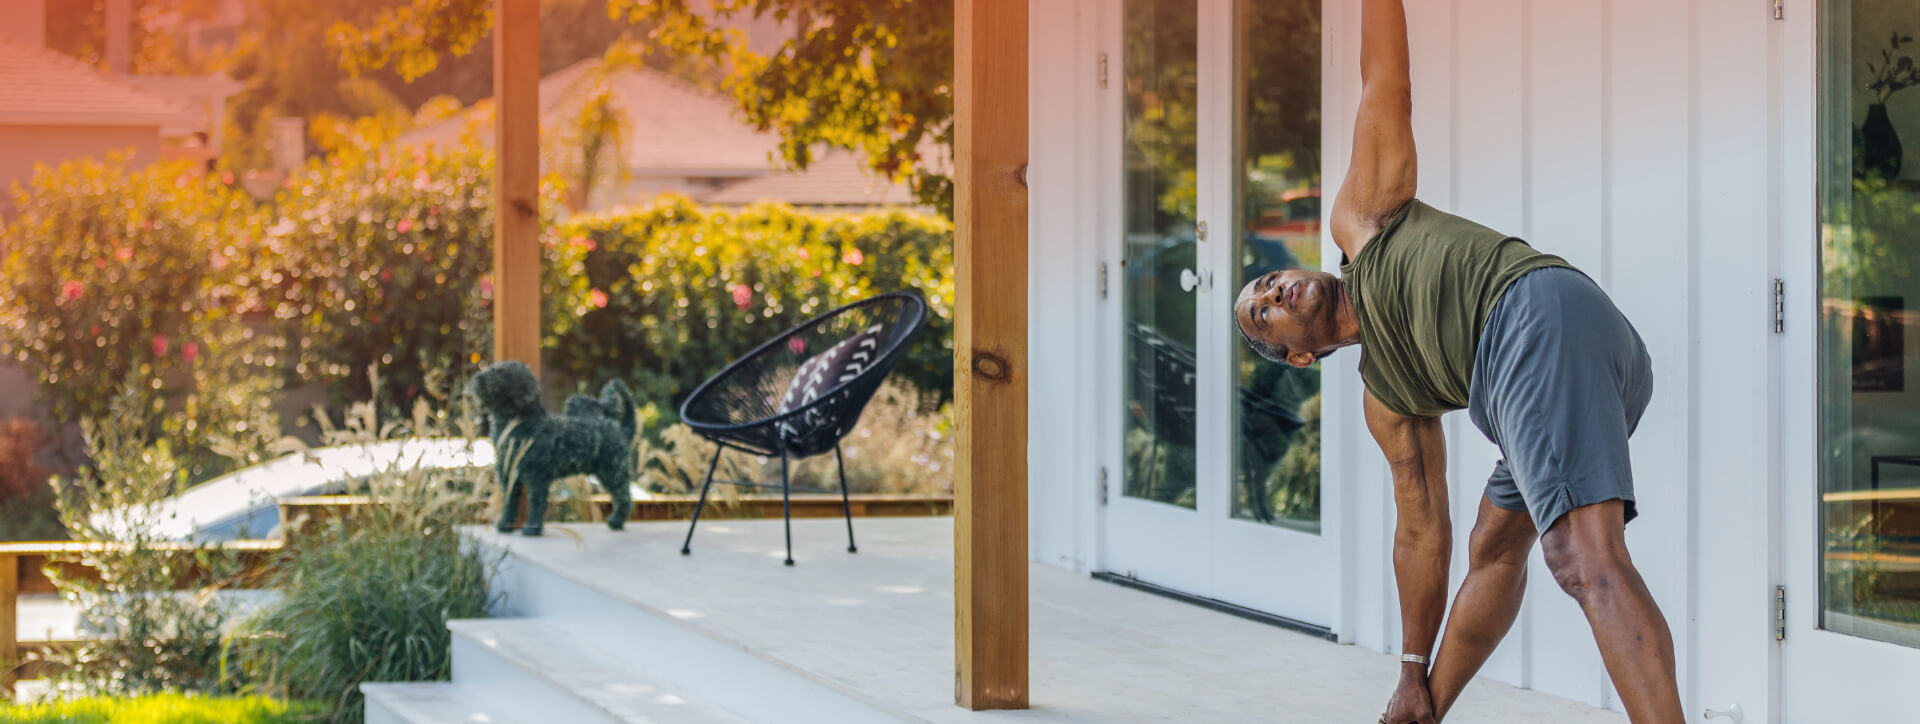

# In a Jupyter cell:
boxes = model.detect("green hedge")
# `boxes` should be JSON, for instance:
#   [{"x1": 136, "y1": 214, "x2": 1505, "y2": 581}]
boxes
[
  {"x1": 544, "y1": 196, "x2": 954, "y2": 413},
  {"x1": 1, "y1": 148, "x2": 954, "y2": 455}
]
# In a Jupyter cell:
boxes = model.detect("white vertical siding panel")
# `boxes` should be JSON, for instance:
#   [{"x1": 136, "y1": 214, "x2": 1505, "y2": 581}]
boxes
[
  {"x1": 1026, "y1": 0, "x2": 1091, "y2": 570},
  {"x1": 1690, "y1": 0, "x2": 1777, "y2": 719},
  {"x1": 1605, "y1": 0, "x2": 1695, "y2": 713}
]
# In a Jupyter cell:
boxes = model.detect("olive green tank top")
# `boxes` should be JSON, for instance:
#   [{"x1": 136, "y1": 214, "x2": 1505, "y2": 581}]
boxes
[{"x1": 1339, "y1": 200, "x2": 1573, "y2": 418}]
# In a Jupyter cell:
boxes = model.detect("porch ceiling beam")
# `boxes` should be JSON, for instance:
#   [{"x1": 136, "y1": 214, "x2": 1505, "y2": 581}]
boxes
[
  {"x1": 493, "y1": 0, "x2": 542, "y2": 373},
  {"x1": 953, "y1": 0, "x2": 1029, "y2": 711}
]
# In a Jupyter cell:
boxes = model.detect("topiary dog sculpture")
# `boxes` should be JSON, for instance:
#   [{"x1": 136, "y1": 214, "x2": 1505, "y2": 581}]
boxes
[{"x1": 468, "y1": 361, "x2": 635, "y2": 536}]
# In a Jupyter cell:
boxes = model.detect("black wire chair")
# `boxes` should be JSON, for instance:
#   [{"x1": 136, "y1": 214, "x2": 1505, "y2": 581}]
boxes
[{"x1": 678, "y1": 291, "x2": 929, "y2": 565}]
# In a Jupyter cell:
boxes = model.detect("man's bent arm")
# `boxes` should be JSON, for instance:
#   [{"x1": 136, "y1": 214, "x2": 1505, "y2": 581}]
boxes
[
  {"x1": 1332, "y1": 0, "x2": 1417, "y2": 258},
  {"x1": 1365, "y1": 392, "x2": 1452, "y2": 679}
]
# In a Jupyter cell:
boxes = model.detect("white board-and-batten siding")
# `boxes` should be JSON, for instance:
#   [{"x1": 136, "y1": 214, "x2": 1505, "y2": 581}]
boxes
[{"x1": 1026, "y1": 0, "x2": 1789, "y2": 719}]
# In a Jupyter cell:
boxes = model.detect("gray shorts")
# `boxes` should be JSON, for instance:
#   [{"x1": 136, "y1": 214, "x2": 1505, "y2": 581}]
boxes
[{"x1": 1467, "y1": 267, "x2": 1653, "y2": 533}]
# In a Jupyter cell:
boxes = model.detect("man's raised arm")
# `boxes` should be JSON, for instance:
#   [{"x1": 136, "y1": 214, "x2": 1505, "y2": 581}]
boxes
[
  {"x1": 1331, "y1": 0, "x2": 1417, "y2": 258},
  {"x1": 1364, "y1": 392, "x2": 1450, "y2": 724}
]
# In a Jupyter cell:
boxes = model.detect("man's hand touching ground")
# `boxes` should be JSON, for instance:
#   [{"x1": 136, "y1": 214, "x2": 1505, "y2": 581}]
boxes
[{"x1": 1380, "y1": 669, "x2": 1438, "y2": 724}]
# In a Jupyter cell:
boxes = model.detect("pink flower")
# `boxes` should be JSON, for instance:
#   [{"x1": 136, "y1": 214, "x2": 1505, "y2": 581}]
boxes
[
  {"x1": 221, "y1": 171, "x2": 235, "y2": 185},
  {"x1": 396, "y1": 218, "x2": 414, "y2": 233},
  {"x1": 152, "y1": 335, "x2": 169, "y2": 357},
  {"x1": 479, "y1": 276, "x2": 494, "y2": 295},
  {"x1": 788, "y1": 337, "x2": 807, "y2": 355},
  {"x1": 796, "y1": 248, "x2": 809, "y2": 260},
  {"x1": 380, "y1": 269, "x2": 393, "y2": 281},
  {"x1": 731, "y1": 284, "x2": 753, "y2": 310},
  {"x1": 842, "y1": 248, "x2": 864, "y2": 266},
  {"x1": 182, "y1": 342, "x2": 199, "y2": 363},
  {"x1": 569, "y1": 235, "x2": 596, "y2": 251},
  {"x1": 412, "y1": 169, "x2": 431, "y2": 190},
  {"x1": 589, "y1": 289, "x2": 609, "y2": 309},
  {"x1": 115, "y1": 247, "x2": 133, "y2": 262},
  {"x1": 61, "y1": 280, "x2": 84, "y2": 301}
]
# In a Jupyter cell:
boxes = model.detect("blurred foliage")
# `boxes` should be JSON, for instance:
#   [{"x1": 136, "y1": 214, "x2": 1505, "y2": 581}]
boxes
[
  {"x1": 0, "y1": 418, "x2": 64, "y2": 542},
  {"x1": 547, "y1": 195, "x2": 954, "y2": 413},
  {"x1": 261, "y1": 138, "x2": 568, "y2": 408},
  {"x1": 46, "y1": 0, "x2": 231, "y2": 75},
  {"x1": 0, "y1": 155, "x2": 280, "y2": 482},
  {"x1": 326, "y1": 0, "x2": 955, "y2": 214},
  {"x1": 220, "y1": 0, "x2": 644, "y2": 171},
  {"x1": 0, "y1": 692, "x2": 320, "y2": 724},
  {"x1": 1826, "y1": 178, "x2": 1920, "y2": 297},
  {"x1": 37, "y1": 384, "x2": 258, "y2": 698}
]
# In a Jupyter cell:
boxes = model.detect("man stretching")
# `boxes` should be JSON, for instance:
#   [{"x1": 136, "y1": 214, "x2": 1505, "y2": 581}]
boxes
[{"x1": 1233, "y1": 2, "x2": 1683, "y2": 722}]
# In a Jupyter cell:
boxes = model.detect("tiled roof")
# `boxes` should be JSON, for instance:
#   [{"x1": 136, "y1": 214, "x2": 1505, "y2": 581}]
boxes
[
  {"x1": 397, "y1": 61, "x2": 780, "y2": 174},
  {"x1": 0, "y1": 37, "x2": 198, "y2": 127},
  {"x1": 698, "y1": 150, "x2": 922, "y2": 208}
]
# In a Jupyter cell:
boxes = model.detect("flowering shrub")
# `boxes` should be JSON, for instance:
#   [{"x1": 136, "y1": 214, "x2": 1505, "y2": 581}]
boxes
[
  {"x1": 264, "y1": 143, "x2": 570, "y2": 406},
  {"x1": 547, "y1": 196, "x2": 954, "y2": 411},
  {"x1": 0, "y1": 154, "x2": 279, "y2": 481}
]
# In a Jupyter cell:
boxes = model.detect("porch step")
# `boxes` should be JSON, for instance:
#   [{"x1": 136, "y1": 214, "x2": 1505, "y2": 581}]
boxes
[
  {"x1": 447, "y1": 618, "x2": 748, "y2": 724},
  {"x1": 361, "y1": 682, "x2": 518, "y2": 724},
  {"x1": 488, "y1": 535, "x2": 906, "y2": 723}
]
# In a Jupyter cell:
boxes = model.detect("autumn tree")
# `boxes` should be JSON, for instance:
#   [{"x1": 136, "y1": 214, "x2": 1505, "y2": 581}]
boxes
[{"x1": 329, "y1": 0, "x2": 957, "y2": 214}]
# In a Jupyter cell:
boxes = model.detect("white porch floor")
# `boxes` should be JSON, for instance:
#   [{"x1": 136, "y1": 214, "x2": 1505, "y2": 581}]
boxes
[{"x1": 468, "y1": 517, "x2": 1624, "y2": 723}]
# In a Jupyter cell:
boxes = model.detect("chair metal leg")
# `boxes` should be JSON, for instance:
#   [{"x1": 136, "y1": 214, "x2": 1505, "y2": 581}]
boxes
[
  {"x1": 836, "y1": 443, "x2": 857, "y2": 553},
  {"x1": 681, "y1": 446, "x2": 723, "y2": 555},
  {"x1": 781, "y1": 451, "x2": 794, "y2": 566}
]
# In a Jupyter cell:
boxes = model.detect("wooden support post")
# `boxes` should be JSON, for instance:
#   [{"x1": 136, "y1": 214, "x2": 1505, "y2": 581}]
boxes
[
  {"x1": 2, "y1": 554, "x2": 17, "y2": 697},
  {"x1": 953, "y1": 0, "x2": 1029, "y2": 711},
  {"x1": 492, "y1": 0, "x2": 542, "y2": 374}
]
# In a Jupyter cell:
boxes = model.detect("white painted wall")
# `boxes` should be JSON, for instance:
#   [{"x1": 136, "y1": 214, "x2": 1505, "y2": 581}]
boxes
[{"x1": 1028, "y1": 0, "x2": 1793, "y2": 719}]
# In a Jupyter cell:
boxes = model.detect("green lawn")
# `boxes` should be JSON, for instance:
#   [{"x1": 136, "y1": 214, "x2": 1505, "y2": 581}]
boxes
[{"x1": 0, "y1": 693, "x2": 318, "y2": 724}]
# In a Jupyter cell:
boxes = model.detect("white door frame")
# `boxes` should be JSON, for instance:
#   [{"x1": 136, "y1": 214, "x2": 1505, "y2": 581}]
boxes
[
  {"x1": 1095, "y1": 0, "x2": 1338, "y2": 629},
  {"x1": 1777, "y1": 3, "x2": 1920, "y2": 721}
]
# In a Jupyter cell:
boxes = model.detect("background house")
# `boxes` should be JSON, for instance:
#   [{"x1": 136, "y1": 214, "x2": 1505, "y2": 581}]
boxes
[{"x1": 397, "y1": 61, "x2": 919, "y2": 212}]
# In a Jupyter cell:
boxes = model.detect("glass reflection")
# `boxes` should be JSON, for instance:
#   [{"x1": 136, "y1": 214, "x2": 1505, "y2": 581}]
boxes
[
  {"x1": 1231, "y1": 0, "x2": 1323, "y2": 530},
  {"x1": 1819, "y1": 0, "x2": 1920, "y2": 648},
  {"x1": 1122, "y1": 0, "x2": 1199, "y2": 508}
]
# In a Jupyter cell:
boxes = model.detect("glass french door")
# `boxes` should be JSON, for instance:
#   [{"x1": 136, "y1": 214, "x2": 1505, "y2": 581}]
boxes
[
  {"x1": 1103, "y1": 0, "x2": 1333, "y2": 628},
  {"x1": 1783, "y1": 2, "x2": 1920, "y2": 719}
]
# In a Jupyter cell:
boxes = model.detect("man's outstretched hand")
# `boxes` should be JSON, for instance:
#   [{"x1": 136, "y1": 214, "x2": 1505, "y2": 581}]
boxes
[{"x1": 1381, "y1": 671, "x2": 1438, "y2": 724}]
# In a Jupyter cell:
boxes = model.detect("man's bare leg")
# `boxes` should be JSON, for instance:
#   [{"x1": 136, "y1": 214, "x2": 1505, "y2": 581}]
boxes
[
  {"x1": 1541, "y1": 500, "x2": 1684, "y2": 724},
  {"x1": 1426, "y1": 497, "x2": 1538, "y2": 720}
]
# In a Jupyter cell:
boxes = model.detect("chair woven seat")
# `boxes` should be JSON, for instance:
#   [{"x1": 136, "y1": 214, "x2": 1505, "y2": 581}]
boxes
[{"x1": 677, "y1": 292, "x2": 929, "y2": 564}]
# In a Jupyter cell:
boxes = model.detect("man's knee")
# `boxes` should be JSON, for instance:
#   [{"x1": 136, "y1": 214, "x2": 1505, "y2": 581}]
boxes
[
  {"x1": 1541, "y1": 532, "x2": 1631, "y2": 604},
  {"x1": 1468, "y1": 518, "x2": 1535, "y2": 571}
]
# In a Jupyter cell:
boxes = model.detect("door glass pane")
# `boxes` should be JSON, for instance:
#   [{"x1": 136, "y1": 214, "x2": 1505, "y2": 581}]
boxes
[
  {"x1": 1230, "y1": 0, "x2": 1322, "y2": 531},
  {"x1": 1122, "y1": 0, "x2": 1198, "y2": 508},
  {"x1": 1819, "y1": 0, "x2": 1920, "y2": 648}
]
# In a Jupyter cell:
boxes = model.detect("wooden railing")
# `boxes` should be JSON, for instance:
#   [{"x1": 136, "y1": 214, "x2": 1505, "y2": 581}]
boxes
[
  {"x1": 3, "y1": 492, "x2": 951, "y2": 695},
  {"x1": 0, "y1": 539, "x2": 283, "y2": 695}
]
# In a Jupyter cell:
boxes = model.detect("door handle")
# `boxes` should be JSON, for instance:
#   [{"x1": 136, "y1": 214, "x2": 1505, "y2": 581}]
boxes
[
  {"x1": 1704, "y1": 704, "x2": 1743, "y2": 723},
  {"x1": 1178, "y1": 269, "x2": 1212, "y2": 293}
]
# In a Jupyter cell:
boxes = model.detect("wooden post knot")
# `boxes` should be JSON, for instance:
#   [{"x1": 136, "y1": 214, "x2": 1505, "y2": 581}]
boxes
[
  {"x1": 971, "y1": 352, "x2": 1012, "y2": 382},
  {"x1": 1014, "y1": 163, "x2": 1028, "y2": 190}
]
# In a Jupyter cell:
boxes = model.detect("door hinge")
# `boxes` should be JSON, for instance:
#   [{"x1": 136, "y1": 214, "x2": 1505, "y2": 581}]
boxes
[
  {"x1": 1775, "y1": 585, "x2": 1787, "y2": 641},
  {"x1": 1098, "y1": 52, "x2": 1109, "y2": 88},
  {"x1": 1772, "y1": 0, "x2": 1784, "y2": 20},
  {"x1": 1098, "y1": 466, "x2": 1110, "y2": 505},
  {"x1": 1773, "y1": 279, "x2": 1785, "y2": 334},
  {"x1": 1196, "y1": 220, "x2": 1209, "y2": 242},
  {"x1": 1099, "y1": 261, "x2": 1109, "y2": 300}
]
